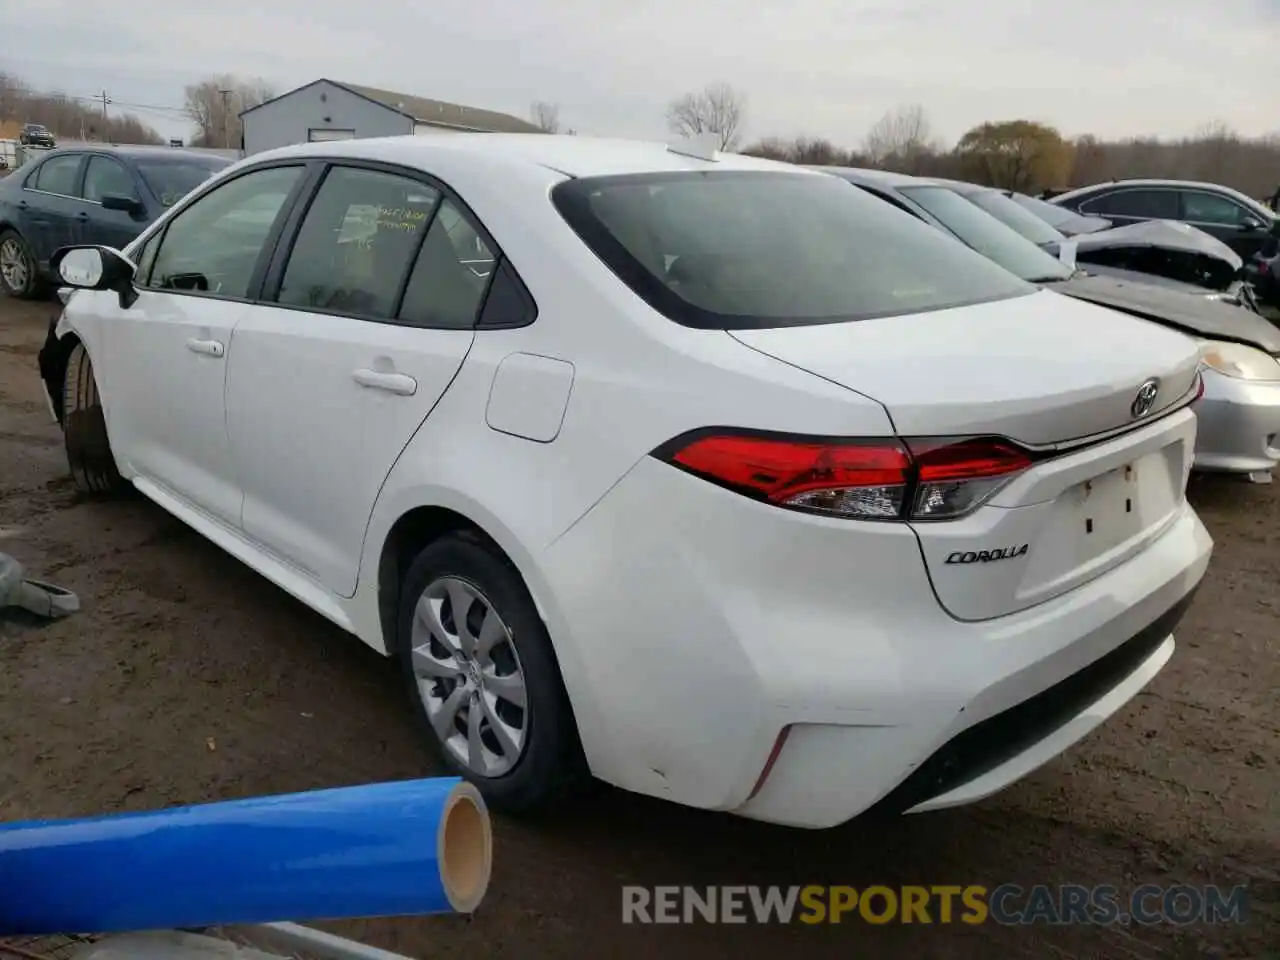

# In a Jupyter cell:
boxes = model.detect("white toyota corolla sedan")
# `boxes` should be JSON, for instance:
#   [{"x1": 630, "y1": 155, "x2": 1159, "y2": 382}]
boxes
[{"x1": 38, "y1": 134, "x2": 1212, "y2": 828}]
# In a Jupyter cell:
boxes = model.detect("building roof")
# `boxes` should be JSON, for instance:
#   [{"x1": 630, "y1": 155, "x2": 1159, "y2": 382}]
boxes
[
  {"x1": 239, "y1": 78, "x2": 542, "y2": 134},
  {"x1": 338, "y1": 82, "x2": 542, "y2": 134}
]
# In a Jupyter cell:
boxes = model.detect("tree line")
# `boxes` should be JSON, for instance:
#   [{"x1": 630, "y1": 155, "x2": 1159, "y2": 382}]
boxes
[
  {"x1": 661, "y1": 83, "x2": 1280, "y2": 201},
  {"x1": 6, "y1": 64, "x2": 1277, "y2": 200}
]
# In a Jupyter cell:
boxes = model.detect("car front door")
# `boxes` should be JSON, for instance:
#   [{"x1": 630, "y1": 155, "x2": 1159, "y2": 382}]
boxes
[
  {"x1": 81, "y1": 154, "x2": 150, "y2": 251},
  {"x1": 94, "y1": 163, "x2": 309, "y2": 527},
  {"x1": 225, "y1": 163, "x2": 486, "y2": 597},
  {"x1": 1179, "y1": 189, "x2": 1272, "y2": 259},
  {"x1": 23, "y1": 153, "x2": 84, "y2": 266}
]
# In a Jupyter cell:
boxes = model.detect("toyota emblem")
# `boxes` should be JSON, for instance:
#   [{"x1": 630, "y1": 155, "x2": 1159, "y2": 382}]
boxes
[{"x1": 1131, "y1": 378, "x2": 1160, "y2": 419}]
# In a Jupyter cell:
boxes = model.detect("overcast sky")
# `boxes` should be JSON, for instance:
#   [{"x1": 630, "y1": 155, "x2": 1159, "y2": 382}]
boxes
[{"x1": 3, "y1": 0, "x2": 1277, "y2": 147}]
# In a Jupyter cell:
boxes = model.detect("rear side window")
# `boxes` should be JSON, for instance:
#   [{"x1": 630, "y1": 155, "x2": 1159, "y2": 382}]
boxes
[
  {"x1": 397, "y1": 198, "x2": 495, "y2": 329},
  {"x1": 33, "y1": 155, "x2": 82, "y2": 196},
  {"x1": 277, "y1": 166, "x2": 440, "y2": 320},
  {"x1": 1081, "y1": 189, "x2": 1178, "y2": 219},
  {"x1": 551, "y1": 171, "x2": 1032, "y2": 329}
]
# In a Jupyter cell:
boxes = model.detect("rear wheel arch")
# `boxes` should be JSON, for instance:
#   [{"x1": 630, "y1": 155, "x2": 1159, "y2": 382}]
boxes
[
  {"x1": 379, "y1": 504, "x2": 590, "y2": 808},
  {"x1": 376, "y1": 505, "x2": 554, "y2": 650}
]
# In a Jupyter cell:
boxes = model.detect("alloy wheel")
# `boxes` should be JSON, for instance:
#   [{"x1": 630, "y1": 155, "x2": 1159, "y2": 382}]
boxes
[
  {"x1": 410, "y1": 576, "x2": 529, "y2": 777},
  {"x1": 0, "y1": 239, "x2": 28, "y2": 292}
]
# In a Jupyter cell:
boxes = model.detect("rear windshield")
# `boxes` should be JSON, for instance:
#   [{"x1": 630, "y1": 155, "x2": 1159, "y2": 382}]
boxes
[
  {"x1": 136, "y1": 157, "x2": 231, "y2": 207},
  {"x1": 963, "y1": 189, "x2": 1064, "y2": 246},
  {"x1": 899, "y1": 186, "x2": 1073, "y2": 284},
  {"x1": 550, "y1": 171, "x2": 1033, "y2": 329}
]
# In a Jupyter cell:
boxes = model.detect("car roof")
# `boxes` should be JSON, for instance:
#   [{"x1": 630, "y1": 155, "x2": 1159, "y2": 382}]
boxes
[
  {"x1": 32, "y1": 144, "x2": 230, "y2": 164},
  {"x1": 248, "y1": 134, "x2": 805, "y2": 180},
  {"x1": 807, "y1": 165, "x2": 946, "y2": 190},
  {"x1": 1053, "y1": 178, "x2": 1274, "y2": 212}
]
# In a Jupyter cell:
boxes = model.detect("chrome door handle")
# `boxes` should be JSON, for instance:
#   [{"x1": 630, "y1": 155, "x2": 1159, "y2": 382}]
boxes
[
  {"x1": 352, "y1": 369, "x2": 417, "y2": 396},
  {"x1": 186, "y1": 338, "x2": 224, "y2": 358}
]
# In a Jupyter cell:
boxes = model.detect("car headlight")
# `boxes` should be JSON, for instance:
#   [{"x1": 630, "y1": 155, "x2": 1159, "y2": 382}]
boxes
[{"x1": 1198, "y1": 341, "x2": 1280, "y2": 381}]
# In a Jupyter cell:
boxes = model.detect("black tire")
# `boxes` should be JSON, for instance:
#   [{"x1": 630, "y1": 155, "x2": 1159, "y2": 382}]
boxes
[
  {"x1": 62, "y1": 342, "x2": 127, "y2": 495},
  {"x1": 0, "y1": 229, "x2": 45, "y2": 300},
  {"x1": 396, "y1": 531, "x2": 587, "y2": 813}
]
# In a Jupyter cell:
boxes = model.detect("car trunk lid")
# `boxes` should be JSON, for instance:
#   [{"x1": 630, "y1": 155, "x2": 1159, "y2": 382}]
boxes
[{"x1": 728, "y1": 288, "x2": 1203, "y2": 620}]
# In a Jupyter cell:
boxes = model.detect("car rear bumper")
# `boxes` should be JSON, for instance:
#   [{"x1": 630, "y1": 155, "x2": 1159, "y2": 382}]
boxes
[
  {"x1": 540, "y1": 453, "x2": 1212, "y2": 829},
  {"x1": 1192, "y1": 369, "x2": 1280, "y2": 474}
]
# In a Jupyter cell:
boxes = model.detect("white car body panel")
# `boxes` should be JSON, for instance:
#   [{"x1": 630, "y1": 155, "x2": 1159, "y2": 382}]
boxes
[
  {"x1": 225, "y1": 305, "x2": 475, "y2": 597},
  {"x1": 99, "y1": 290, "x2": 246, "y2": 526},
  {"x1": 50, "y1": 134, "x2": 1214, "y2": 827}
]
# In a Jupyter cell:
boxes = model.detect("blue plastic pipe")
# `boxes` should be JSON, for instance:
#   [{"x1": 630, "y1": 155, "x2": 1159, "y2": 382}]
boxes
[{"x1": 0, "y1": 777, "x2": 491, "y2": 936}]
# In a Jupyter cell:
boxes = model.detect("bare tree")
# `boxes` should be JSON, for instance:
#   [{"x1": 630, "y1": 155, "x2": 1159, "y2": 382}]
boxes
[
  {"x1": 862, "y1": 104, "x2": 939, "y2": 171},
  {"x1": 185, "y1": 75, "x2": 275, "y2": 148},
  {"x1": 665, "y1": 82, "x2": 745, "y2": 151},
  {"x1": 529, "y1": 101, "x2": 561, "y2": 134}
]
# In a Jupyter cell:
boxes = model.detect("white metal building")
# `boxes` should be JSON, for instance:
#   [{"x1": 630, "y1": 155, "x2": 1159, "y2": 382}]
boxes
[{"x1": 238, "y1": 79, "x2": 541, "y2": 156}]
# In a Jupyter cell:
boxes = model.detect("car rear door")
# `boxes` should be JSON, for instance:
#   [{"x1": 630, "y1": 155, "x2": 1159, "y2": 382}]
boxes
[
  {"x1": 22, "y1": 153, "x2": 84, "y2": 266},
  {"x1": 225, "y1": 162, "x2": 486, "y2": 597}
]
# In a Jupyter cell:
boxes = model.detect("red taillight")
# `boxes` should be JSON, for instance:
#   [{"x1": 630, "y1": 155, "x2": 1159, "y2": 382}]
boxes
[{"x1": 658, "y1": 430, "x2": 1035, "y2": 521}]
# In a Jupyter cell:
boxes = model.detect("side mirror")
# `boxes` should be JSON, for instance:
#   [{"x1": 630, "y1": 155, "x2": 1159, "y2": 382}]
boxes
[
  {"x1": 1240, "y1": 217, "x2": 1263, "y2": 232},
  {"x1": 49, "y1": 245, "x2": 139, "y2": 308},
  {"x1": 101, "y1": 193, "x2": 145, "y2": 217}
]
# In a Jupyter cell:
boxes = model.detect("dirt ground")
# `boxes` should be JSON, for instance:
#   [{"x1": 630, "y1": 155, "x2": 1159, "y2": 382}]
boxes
[{"x1": 0, "y1": 294, "x2": 1275, "y2": 959}]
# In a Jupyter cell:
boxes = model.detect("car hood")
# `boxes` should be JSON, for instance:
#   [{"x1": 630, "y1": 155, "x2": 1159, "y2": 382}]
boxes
[
  {"x1": 1047, "y1": 274, "x2": 1280, "y2": 353},
  {"x1": 1071, "y1": 220, "x2": 1243, "y2": 270}
]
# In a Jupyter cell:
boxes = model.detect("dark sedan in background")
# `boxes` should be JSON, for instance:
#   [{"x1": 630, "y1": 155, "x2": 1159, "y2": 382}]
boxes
[
  {"x1": 0, "y1": 145, "x2": 231, "y2": 298},
  {"x1": 1048, "y1": 178, "x2": 1280, "y2": 262},
  {"x1": 938, "y1": 178, "x2": 1251, "y2": 301}
]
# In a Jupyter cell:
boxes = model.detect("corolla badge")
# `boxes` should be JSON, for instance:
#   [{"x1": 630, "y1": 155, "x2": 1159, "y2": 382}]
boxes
[{"x1": 1131, "y1": 378, "x2": 1160, "y2": 419}]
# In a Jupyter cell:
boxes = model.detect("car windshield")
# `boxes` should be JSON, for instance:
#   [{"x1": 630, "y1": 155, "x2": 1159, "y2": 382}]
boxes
[
  {"x1": 136, "y1": 157, "x2": 232, "y2": 207},
  {"x1": 898, "y1": 186, "x2": 1074, "y2": 284},
  {"x1": 24, "y1": 124, "x2": 47, "y2": 132},
  {"x1": 1007, "y1": 192, "x2": 1111, "y2": 234},
  {"x1": 551, "y1": 171, "x2": 1033, "y2": 329},
  {"x1": 962, "y1": 189, "x2": 1065, "y2": 246}
]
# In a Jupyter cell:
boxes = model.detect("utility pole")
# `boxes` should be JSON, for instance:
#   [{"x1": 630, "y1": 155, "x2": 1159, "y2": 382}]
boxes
[
  {"x1": 96, "y1": 89, "x2": 110, "y2": 140},
  {"x1": 217, "y1": 88, "x2": 233, "y2": 149}
]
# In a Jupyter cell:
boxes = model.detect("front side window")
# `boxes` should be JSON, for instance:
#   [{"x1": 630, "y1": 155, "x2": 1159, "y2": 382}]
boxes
[
  {"x1": 147, "y1": 165, "x2": 302, "y2": 298},
  {"x1": 1082, "y1": 189, "x2": 1178, "y2": 219},
  {"x1": 33, "y1": 155, "x2": 82, "y2": 196},
  {"x1": 276, "y1": 166, "x2": 440, "y2": 319},
  {"x1": 83, "y1": 156, "x2": 139, "y2": 203},
  {"x1": 1181, "y1": 191, "x2": 1250, "y2": 226},
  {"x1": 551, "y1": 171, "x2": 1033, "y2": 329},
  {"x1": 899, "y1": 186, "x2": 1072, "y2": 284}
]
